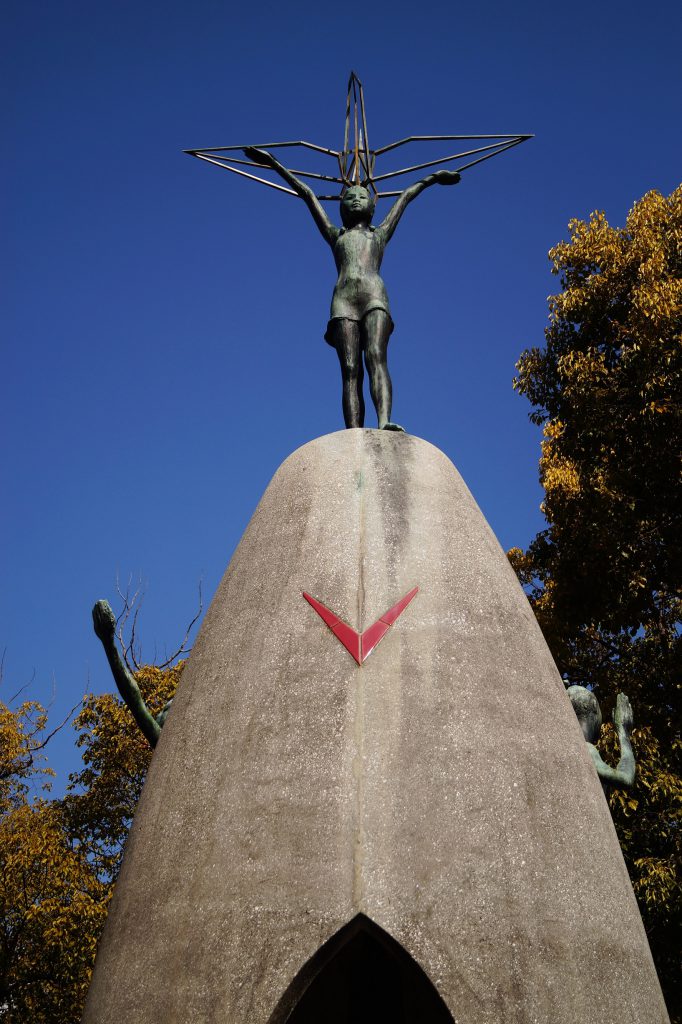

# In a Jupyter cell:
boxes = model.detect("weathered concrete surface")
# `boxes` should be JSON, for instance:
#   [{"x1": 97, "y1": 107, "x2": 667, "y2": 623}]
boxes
[{"x1": 82, "y1": 429, "x2": 669, "y2": 1024}]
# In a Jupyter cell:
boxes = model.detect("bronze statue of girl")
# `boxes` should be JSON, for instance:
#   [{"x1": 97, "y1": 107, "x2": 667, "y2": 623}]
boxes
[{"x1": 244, "y1": 147, "x2": 460, "y2": 431}]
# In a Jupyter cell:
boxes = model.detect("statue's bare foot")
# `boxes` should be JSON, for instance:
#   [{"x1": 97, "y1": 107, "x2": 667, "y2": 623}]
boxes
[{"x1": 381, "y1": 421, "x2": 405, "y2": 432}]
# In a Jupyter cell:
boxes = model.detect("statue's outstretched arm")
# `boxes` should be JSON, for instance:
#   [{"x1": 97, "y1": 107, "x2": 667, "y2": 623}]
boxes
[
  {"x1": 612, "y1": 692, "x2": 636, "y2": 785},
  {"x1": 243, "y1": 148, "x2": 338, "y2": 247},
  {"x1": 591, "y1": 693, "x2": 636, "y2": 787},
  {"x1": 92, "y1": 600, "x2": 161, "y2": 748},
  {"x1": 378, "y1": 169, "x2": 460, "y2": 245}
]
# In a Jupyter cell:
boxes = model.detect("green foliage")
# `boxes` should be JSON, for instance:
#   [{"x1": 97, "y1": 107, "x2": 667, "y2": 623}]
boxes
[{"x1": 510, "y1": 185, "x2": 681, "y2": 1020}]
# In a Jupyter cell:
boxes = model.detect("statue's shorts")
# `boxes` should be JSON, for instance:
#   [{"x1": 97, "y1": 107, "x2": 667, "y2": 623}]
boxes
[{"x1": 324, "y1": 308, "x2": 395, "y2": 347}]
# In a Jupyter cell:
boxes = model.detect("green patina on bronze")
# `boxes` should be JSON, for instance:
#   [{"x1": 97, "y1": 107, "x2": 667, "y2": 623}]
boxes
[
  {"x1": 243, "y1": 147, "x2": 459, "y2": 431},
  {"x1": 92, "y1": 599, "x2": 164, "y2": 748},
  {"x1": 567, "y1": 686, "x2": 636, "y2": 788}
]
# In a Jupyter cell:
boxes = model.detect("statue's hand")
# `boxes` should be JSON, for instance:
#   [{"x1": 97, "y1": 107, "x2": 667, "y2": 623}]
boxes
[
  {"x1": 92, "y1": 600, "x2": 116, "y2": 643},
  {"x1": 432, "y1": 170, "x2": 461, "y2": 186},
  {"x1": 243, "y1": 146, "x2": 275, "y2": 167},
  {"x1": 613, "y1": 692, "x2": 634, "y2": 732}
]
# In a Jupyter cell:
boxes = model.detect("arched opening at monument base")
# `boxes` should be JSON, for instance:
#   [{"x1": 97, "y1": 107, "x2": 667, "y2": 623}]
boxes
[{"x1": 269, "y1": 914, "x2": 455, "y2": 1024}]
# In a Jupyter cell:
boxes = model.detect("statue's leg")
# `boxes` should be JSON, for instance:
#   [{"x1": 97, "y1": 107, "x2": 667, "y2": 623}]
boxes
[
  {"x1": 363, "y1": 310, "x2": 402, "y2": 430},
  {"x1": 329, "y1": 318, "x2": 364, "y2": 428}
]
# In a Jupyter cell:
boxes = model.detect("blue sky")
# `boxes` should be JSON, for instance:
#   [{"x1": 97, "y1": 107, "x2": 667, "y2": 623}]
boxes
[{"x1": 3, "y1": 0, "x2": 681, "y2": 791}]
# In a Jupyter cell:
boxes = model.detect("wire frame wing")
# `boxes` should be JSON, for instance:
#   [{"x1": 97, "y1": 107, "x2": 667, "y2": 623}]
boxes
[
  {"x1": 370, "y1": 135, "x2": 533, "y2": 195},
  {"x1": 185, "y1": 134, "x2": 531, "y2": 200},
  {"x1": 184, "y1": 142, "x2": 347, "y2": 197},
  {"x1": 185, "y1": 75, "x2": 532, "y2": 201}
]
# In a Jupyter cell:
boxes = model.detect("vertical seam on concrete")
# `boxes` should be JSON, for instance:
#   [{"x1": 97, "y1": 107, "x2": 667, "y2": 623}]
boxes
[
  {"x1": 352, "y1": 666, "x2": 366, "y2": 909},
  {"x1": 352, "y1": 440, "x2": 366, "y2": 909}
]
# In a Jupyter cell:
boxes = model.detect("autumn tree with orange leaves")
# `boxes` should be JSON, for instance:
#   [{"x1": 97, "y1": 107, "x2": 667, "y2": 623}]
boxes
[
  {"x1": 510, "y1": 185, "x2": 681, "y2": 1020},
  {"x1": 0, "y1": 665, "x2": 183, "y2": 1023},
  {"x1": 0, "y1": 695, "x2": 109, "y2": 1022}
]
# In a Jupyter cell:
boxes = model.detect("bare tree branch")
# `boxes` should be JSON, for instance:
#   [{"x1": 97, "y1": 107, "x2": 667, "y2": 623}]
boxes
[
  {"x1": 105, "y1": 577, "x2": 203, "y2": 675},
  {"x1": 0, "y1": 696, "x2": 82, "y2": 781},
  {"x1": 157, "y1": 580, "x2": 203, "y2": 669},
  {"x1": 115, "y1": 573, "x2": 145, "y2": 672},
  {"x1": 6, "y1": 668, "x2": 37, "y2": 707},
  {"x1": 29, "y1": 699, "x2": 82, "y2": 754}
]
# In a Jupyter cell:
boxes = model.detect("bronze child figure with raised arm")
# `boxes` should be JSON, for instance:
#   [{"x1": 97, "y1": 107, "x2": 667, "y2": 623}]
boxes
[
  {"x1": 567, "y1": 686, "x2": 636, "y2": 789},
  {"x1": 245, "y1": 148, "x2": 459, "y2": 431},
  {"x1": 187, "y1": 73, "x2": 531, "y2": 430}
]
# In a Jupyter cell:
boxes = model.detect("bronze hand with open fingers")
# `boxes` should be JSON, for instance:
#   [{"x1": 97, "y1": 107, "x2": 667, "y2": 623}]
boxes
[{"x1": 613, "y1": 692, "x2": 634, "y2": 732}]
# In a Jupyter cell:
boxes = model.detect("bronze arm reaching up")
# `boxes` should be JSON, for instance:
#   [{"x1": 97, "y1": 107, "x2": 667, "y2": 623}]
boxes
[{"x1": 92, "y1": 599, "x2": 164, "y2": 748}]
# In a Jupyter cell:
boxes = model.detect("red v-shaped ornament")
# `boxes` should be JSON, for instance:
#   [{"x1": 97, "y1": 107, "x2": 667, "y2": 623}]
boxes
[{"x1": 303, "y1": 587, "x2": 419, "y2": 665}]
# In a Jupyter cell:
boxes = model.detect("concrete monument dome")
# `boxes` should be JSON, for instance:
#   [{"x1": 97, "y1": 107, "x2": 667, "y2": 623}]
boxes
[{"x1": 83, "y1": 430, "x2": 669, "y2": 1024}]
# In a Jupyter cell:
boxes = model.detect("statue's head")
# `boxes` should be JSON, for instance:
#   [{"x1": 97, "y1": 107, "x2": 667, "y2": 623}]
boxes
[
  {"x1": 340, "y1": 185, "x2": 375, "y2": 227},
  {"x1": 566, "y1": 685, "x2": 602, "y2": 744}
]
